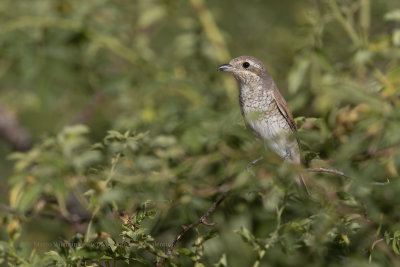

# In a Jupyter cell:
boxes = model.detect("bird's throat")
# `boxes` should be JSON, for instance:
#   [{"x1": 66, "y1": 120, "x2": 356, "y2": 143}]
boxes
[{"x1": 239, "y1": 83, "x2": 272, "y2": 116}]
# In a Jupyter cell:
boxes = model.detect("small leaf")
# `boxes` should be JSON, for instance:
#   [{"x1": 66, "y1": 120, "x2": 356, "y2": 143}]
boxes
[
  {"x1": 176, "y1": 248, "x2": 196, "y2": 261},
  {"x1": 341, "y1": 234, "x2": 350, "y2": 246},
  {"x1": 288, "y1": 56, "x2": 311, "y2": 93},
  {"x1": 235, "y1": 226, "x2": 259, "y2": 250},
  {"x1": 17, "y1": 184, "x2": 42, "y2": 213},
  {"x1": 62, "y1": 124, "x2": 89, "y2": 136},
  {"x1": 384, "y1": 9, "x2": 400, "y2": 21},
  {"x1": 393, "y1": 231, "x2": 400, "y2": 255},
  {"x1": 392, "y1": 29, "x2": 400, "y2": 47},
  {"x1": 214, "y1": 253, "x2": 227, "y2": 267},
  {"x1": 245, "y1": 110, "x2": 264, "y2": 122},
  {"x1": 106, "y1": 237, "x2": 117, "y2": 252}
]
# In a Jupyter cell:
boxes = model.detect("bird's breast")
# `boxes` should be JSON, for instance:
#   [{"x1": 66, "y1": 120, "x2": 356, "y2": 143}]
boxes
[
  {"x1": 238, "y1": 84, "x2": 291, "y2": 140},
  {"x1": 239, "y1": 84, "x2": 273, "y2": 119},
  {"x1": 238, "y1": 83, "x2": 298, "y2": 161}
]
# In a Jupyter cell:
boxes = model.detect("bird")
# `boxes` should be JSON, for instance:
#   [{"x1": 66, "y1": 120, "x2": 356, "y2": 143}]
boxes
[{"x1": 218, "y1": 55, "x2": 309, "y2": 195}]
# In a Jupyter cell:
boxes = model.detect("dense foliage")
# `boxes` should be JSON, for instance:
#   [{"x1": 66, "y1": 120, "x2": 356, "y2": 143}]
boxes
[{"x1": 1, "y1": 0, "x2": 400, "y2": 266}]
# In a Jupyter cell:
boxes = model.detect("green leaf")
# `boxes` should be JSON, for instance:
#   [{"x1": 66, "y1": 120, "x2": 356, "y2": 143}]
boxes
[
  {"x1": 288, "y1": 56, "x2": 311, "y2": 94},
  {"x1": 106, "y1": 237, "x2": 117, "y2": 252},
  {"x1": 61, "y1": 124, "x2": 89, "y2": 136},
  {"x1": 72, "y1": 150, "x2": 102, "y2": 172},
  {"x1": 393, "y1": 231, "x2": 400, "y2": 255},
  {"x1": 214, "y1": 253, "x2": 227, "y2": 267},
  {"x1": 176, "y1": 248, "x2": 196, "y2": 261},
  {"x1": 17, "y1": 184, "x2": 42, "y2": 213},
  {"x1": 392, "y1": 29, "x2": 400, "y2": 47},
  {"x1": 235, "y1": 226, "x2": 260, "y2": 250},
  {"x1": 384, "y1": 9, "x2": 400, "y2": 21},
  {"x1": 245, "y1": 110, "x2": 264, "y2": 122},
  {"x1": 44, "y1": 250, "x2": 67, "y2": 265}
]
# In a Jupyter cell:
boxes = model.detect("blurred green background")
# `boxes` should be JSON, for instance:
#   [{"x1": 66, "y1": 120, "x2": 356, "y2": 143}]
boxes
[{"x1": 1, "y1": 0, "x2": 400, "y2": 266}]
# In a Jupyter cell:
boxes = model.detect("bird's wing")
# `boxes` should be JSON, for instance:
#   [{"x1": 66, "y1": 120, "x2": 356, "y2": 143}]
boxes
[
  {"x1": 272, "y1": 88, "x2": 309, "y2": 196},
  {"x1": 272, "y1": 86, "x2": 302, "y2": 162},
  {"x1": 272, "y1": 87, "x2": 297, "y2": 132}
]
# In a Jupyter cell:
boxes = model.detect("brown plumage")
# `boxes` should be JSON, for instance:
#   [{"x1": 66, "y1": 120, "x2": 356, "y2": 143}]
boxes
[{"x1": 218, "y1": 56, "x2": 309, "y2": 195}]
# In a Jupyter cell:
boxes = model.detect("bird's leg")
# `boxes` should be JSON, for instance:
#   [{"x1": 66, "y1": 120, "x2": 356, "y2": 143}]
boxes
[{"x1": 247, "y1": 156, "x2": 264, "y2": 171}]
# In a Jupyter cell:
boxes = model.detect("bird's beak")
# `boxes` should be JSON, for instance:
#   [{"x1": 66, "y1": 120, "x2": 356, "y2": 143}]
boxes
[{"x1": 218, "y1": 63, "x2": 233, "y2": 72}]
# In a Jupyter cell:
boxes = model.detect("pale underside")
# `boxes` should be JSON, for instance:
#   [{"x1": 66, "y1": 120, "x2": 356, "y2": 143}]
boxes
[{"x1": 239, "y1": 83, "x2": 301, "y2": 164}]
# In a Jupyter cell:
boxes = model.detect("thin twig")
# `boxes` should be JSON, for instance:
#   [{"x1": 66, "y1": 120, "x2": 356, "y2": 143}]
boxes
[
  {"x1": 306, "y1": 167, "x2": 350, "y2": 178},
  {"x1": 372, "y1": 178, "x2": 390, "y2": 186},
  {"x1": 328, "y1": 0, "x2": 360, "y2": 45},
  {"x1": 306, "y1": 167, "x2": 392, "y2": 186},
  {"x1": 156, "y1": 191, "x2": 227, "y2": 266},
  {"x1": 0, "y1": 203, "x2": 91, "y2": 228},
  {"x1": 105, "y1": 152, "x2": 121, "y2": 185}
]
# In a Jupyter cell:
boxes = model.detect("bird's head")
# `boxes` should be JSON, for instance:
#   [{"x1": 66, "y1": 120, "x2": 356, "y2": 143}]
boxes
[{"x1": 218, "y1": 56, "x2": 269, "y2": 84}]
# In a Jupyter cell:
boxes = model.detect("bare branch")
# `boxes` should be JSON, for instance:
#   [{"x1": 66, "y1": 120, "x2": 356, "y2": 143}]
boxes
[
  {"x1": 0, "y1": 203, "x2": 91, "y2": 233},
  {"x1": 372, "y1": 178, "x2": 390, "y2": 186},
  {"x1": 156, "y1": 191, "x2": 227, "y2": 266},
  {"x1": 306, "y1": 167, "x2": 350, "y2": 178},
  {"x1": 306, "y1": 167, "x2": 392, "y2": 186}
]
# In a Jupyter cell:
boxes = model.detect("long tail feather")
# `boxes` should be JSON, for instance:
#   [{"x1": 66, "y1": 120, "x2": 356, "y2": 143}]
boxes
[{"x1": 295, "y1": 173, "x2": 310, "y2": 197}]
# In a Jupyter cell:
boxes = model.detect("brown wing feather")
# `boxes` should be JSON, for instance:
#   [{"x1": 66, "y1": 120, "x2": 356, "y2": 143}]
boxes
[
  {"x1": 272, "y1": 87, "x2": 297, "y2": 132},
  {"x1": 272, "y1": 87, "x2": 309, "y2": 196}
]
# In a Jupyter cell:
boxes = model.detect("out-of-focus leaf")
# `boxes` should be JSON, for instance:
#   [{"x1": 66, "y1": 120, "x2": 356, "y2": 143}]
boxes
[
  {"x1": 214, "y1": 253, "x2": 227, "y2": 267},
  {"x1": 137, "y1": 5, "x2": 166, "y2": 28},
  {"x1": 106, "y1": 237, "x2": 117, "y2": 252},
  {"x1": 235, "y1": 226, "x2": 260, "y2": 250},
  {"x1": 17, "y1": 183, "x2": 42, "y2": 213},
  {"x1": 393, "y1": 29, "x2": 400, "y2": 47},
  {"x1": 384, "y1": 9, "x2": 400, "y2": 21},
  {"x1": 176, "y1": 248, "x2": 196, "y2": 261},
  {"x1": 288, "y1": 56, "x2": 310, "y2": 93},
  {"x1": 72, "y1": 150, "x2": 102, "y2": 172},
  {"x1": 393, "y1": 231, "x2": 400, "y2": 255}
]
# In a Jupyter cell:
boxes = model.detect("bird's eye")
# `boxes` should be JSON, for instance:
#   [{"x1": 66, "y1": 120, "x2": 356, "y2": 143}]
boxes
[{"x1": 242, "y1": 62, "x2": 250, "y2": 68}]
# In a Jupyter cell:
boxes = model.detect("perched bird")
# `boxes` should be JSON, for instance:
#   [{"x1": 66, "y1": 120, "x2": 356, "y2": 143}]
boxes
[{"x1": 218, "y1": 56, "x2": 309, "y2": 195}]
